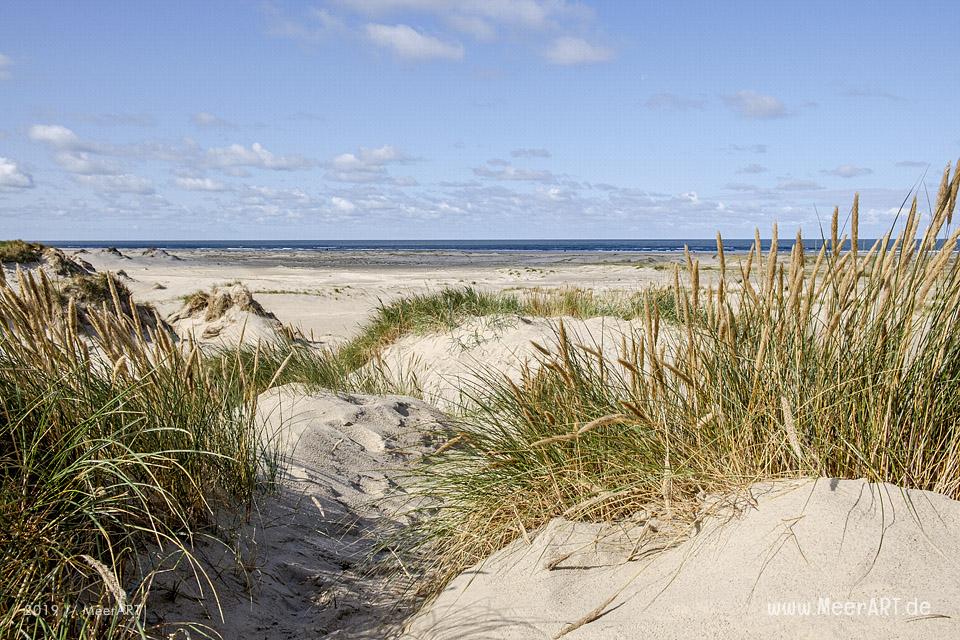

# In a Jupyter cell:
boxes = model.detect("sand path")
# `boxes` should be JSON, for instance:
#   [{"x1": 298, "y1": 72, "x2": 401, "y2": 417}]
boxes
[{"x1": 149, "y1": 385, "x2": 448, "y2": 639}]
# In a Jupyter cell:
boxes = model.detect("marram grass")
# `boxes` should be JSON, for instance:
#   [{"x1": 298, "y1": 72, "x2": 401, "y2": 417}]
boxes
[
  {"x1": 400, "y1": 162, "x2": 960, "y2": 597},
  {"x1": 0, "y1": 240, "x2": 44, "y2": 264},
  {"x1": 332, "y1": 285, "x2": 681, "y2": 377},
  {"x1": 0, "y1": 269, "x2": 277, "y2": 639}
]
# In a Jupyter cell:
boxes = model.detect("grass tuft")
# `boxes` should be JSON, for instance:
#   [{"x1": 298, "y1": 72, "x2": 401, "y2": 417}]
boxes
[{"x1": 0, "y1": 239, "x2": 44, "y2": 264}]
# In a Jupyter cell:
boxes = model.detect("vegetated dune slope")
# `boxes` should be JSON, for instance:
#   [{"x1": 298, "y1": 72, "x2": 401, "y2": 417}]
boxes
[
  {"x1": 405, "y1": 478, "x2": 960, "y2": 639},
  {"x1": 14, "y1": 245, "x2": 957, "y2": 639},
  {"x1": 375, "y1": 315, "x2": 637, "y2": 409}
]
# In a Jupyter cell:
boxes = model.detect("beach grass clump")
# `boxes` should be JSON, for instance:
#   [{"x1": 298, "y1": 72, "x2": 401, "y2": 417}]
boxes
[
  {"x1": 60, "y1": 271, "x2": 133, "y2": 305},
  {"x1": 521, "y1": 286, "x2": 680, "y2": 324},
  {"x1": 0, "y1": 269, "x2": 275, "y2": 638},
  {"x1": 336, "y1": 288, "x2": 525, "y2": 370},
  {"x1": 0, "y1": 239, "x2": 44, "y2": 264},
  {"x1": 335, "y1": 286, "x2": 680, "y2": 374},
  {"x1": 204, "y1": 336, "x2": 355, "y2": 396},
  {"x1": 402, "y1": 162, "x2": 960, "y2": 594}
]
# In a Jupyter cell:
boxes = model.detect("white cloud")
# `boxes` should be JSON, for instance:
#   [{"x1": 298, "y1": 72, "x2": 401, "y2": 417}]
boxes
[
  {"x1": 74, "y1": 174, "x2": 155, "y2": 194},
  {"x1": 896, "y1": 160, "x2": 927, "y2": 168},
  {"x1": 29, "y1": 125, "x2": 126, "y2": 175},
  {"x1": 193, "y1": 112, "x2": 236, "y2": 128},
  {"x1": 645, "y1": 93, "x2": 707, "y2": 111},
  {"x1": 473, "y1": 164, "x2": 555, "y2": 182},
  {"x1": 365, "y1": 23, "x2": 464, "y2": 60},
  {"x1": 326, "y1": 144, "x2": 414, "y2": 183},
  {"x1": 264, "y1": 5, "x2": 348, "y2": 44},
  {"x1": 333, "y1": 144, "x2": 409, "y2": 169},
  {"x1": 543, "y1": 36, "x2": 613, "y2": 65},
  {"x1": 511, "y1": 148, "x2": 551, "y2": 158},
  {"x1": 205, "y1": 142, "x2": 312, "y2": 171},
  {"x1": 75, "y1": 112, "x2": 157, "y2": 127},
  {"x1": 821, "y1": 164, "x2": 873, "y2": 178},
  {"x1": 175, "y1": 177, "x2": 230, "y2": 192},
  {"x1": 736, "y1": 164, "x2": 767, "y2": 174},
  {"x1": 331, "y1": 196, "x2": 357, "y2": 212},
  {"x1": 337, "y1": 1, "x2": 587, "y2": 32},
  {"x1": 840, "y1": 87, "x2": 904, "y2": 102},
  {"x1": 726, "y1": 144, "x2": 768, "y2": 154},
  {"x1": 723, "y1": 91, "x2": 788, "y2": 119},
  {"x1": 776, "y1": 180, "x2": 823, "y2": 191},
  {"x1": 53, "y1": 151, "x2": 120, "y2": 175},
  {"x1": 0, "y1": 157, "x2": 33, "y2": 188},
  {"x1": 724, "y1": 182, "x2": 763, "y2": 192},
  {"x1": 0, "y1": 53, "x2": 12, "y2": 80},
  {"x1": 28, "y1": 123, "x2": 312, "y2": 191},
  {"x1": 29, "y1": 124, "x2": 86, "y2": 150},
  {"x1": 268, "y1": 2, "x2": 598, "y2": 64}
]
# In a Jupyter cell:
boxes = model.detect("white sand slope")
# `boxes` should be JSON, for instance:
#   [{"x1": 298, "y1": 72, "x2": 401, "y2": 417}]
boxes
[
  {"x1": 405, "y1": 479, "x2": 960, "y2": 639},
  {"x1": 150, "y1": 384, "x2": 448, "y2": 639},
  {"x1": 376, "y1": 315, "x2": 637, "y2": 409},
  {"x1": 167, "y1": 282, "x2": 284, "y2": 345}
]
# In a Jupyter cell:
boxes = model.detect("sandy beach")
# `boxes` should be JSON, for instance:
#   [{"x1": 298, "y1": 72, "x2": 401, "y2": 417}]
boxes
[
  {"x1": 72, "y1": 247, "x2": 710, "y2": 344},
  {"x1": 6, "y1": 241, "x2": 944, "y2": 639},
  {"x1": 4, "y1": 220, "x2": 960, "y2": 640}
]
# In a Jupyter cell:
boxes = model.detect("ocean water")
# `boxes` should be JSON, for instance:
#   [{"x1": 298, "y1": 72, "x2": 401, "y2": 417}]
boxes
[{"x1": 51, "y1": 239, "x2": 899, "y2": 253}]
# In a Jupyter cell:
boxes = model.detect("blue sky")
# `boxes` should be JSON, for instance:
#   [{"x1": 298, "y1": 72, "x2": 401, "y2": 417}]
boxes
[{"x1": 0, "y1": 0, "x2": 957, "y2": 240}]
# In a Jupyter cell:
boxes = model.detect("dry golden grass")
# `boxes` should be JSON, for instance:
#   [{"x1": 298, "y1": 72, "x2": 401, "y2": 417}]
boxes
[
  {"x1": 0, "y1": 268, "x2": 277, "y2": 638},
  {"x1": 399, "y1": 161, "x2": 960, "y2": 599},
  {"x1": 0, "y1": 239, "x2": 44, "y2": 264}
]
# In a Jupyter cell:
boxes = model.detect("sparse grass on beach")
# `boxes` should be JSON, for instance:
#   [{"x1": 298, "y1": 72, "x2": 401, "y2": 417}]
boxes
[
  {"x1": 333, "y1": 286, "x2": 680, "y2": 374},
  {"x1": 0, "y1": 270, "x2": 276, "y2": 638},
  {"x1": 400, "y1": 163, "x2": 960, "y2": 597}
]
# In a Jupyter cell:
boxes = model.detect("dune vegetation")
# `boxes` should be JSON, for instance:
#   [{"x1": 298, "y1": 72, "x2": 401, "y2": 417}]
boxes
[
  {"x1": 400, "y1": 165, "x2": 960, "y2": 597},
  {"x1": 0, "y1": 264, "x2": 676, "y2": 637},
  {"x1": 229, "y1": 285, "x2": 682, "y2": 398},
  {"x1": 0, "y1": 270, "x2": 277, "y2": 638},
  {"x1": 0, "y1": 239, "x2": 44, "y2": 264},
  {"x1": 1, "y1": 163, "x2": 959, "y2": 638}
]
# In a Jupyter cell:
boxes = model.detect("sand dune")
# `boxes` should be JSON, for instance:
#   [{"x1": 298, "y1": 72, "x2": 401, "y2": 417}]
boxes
[
  {"x1": 376, "y1": 315, "x2": 636, "y2": 409},
  {"x1": 167, "y1": 282, "x2": 283, "y2": 345},
  {"x1": 406, "y1": 479, "x2": 960, "y2": 639},
  {"x1": 14, "y1": 246, "x2": 958, "y2": 639}
]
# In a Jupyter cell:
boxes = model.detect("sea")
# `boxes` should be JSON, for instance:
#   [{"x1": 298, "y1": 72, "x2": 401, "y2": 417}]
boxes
[{"x1": 49, "y1": 239, "x2": 902, "y2": 253}]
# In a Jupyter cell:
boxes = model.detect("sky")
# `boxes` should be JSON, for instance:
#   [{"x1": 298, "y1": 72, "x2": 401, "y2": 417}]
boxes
[{"x1": 0, "y1": 0, "x2": 958, "y2": 240}]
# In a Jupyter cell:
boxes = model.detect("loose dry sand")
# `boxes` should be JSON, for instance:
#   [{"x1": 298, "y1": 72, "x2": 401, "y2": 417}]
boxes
[
  {"x1": 405, "y1": 479, "x2": 960, "y2": 639},
  {"x1": 66, "y1": 247, "x2": 704, "y2": 346},
  {"x1": 376, "y1": 315, "x2": 636, "y2": 409},
  {"x1": 150, "y1": 384, "x2": 448, "y2": 639}
]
